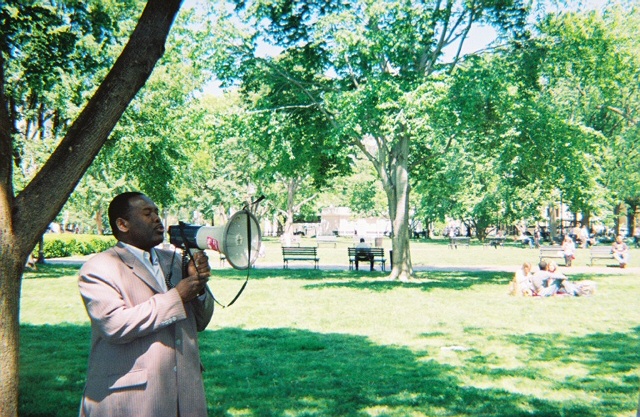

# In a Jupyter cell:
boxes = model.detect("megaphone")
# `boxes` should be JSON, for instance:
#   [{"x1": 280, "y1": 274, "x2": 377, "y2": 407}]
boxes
[{"x1": 168, "y1": 210, "x2": 261, "y2": 270}]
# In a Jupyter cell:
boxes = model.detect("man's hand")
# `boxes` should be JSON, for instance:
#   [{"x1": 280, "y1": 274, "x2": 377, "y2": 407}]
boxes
[{"x1": 175, "y1": 251, "x2": 210, "y2": 302}]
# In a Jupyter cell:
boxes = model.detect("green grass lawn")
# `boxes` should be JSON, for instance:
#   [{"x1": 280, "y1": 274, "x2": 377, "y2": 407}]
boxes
[{"x1": 19, "y1": 240, "x2": 640, "y2": 416}]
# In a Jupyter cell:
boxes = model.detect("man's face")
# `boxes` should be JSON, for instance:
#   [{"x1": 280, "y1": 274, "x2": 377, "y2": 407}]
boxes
[{"x1": 118, "y1": 195, "x2": 165, "y2": 250}]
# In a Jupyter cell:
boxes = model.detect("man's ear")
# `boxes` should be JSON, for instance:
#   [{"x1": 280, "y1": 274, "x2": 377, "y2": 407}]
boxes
[{"x1": 116, "y1": 218, "x2": 129, "y2": 234}]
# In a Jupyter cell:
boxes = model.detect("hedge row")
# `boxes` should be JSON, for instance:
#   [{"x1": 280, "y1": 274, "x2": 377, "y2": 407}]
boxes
[{"x1": 32, "y1": 235, "x2": 116, "y2": 259}]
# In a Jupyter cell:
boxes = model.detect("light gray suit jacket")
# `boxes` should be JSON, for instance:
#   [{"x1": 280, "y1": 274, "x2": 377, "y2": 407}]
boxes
[{"x1": 78, "y1": 242, "x2": 214, "y2": 417}]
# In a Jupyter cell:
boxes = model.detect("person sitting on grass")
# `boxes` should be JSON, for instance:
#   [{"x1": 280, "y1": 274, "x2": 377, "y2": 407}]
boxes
[
  {"x1": 612, "y1": 235, "x2": 630, "y2": 268},
  {"x1": 530, "y1": 261, "x2": 557, "y2": 297},
  {"x1": 509, "y1": 262, "x2": 533, "y2": 296},
  {"x1": 547, "y1": 261, "x2": 579, "y2": 296}
]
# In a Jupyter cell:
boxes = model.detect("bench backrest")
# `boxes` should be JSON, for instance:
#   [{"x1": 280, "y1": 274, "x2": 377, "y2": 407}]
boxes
[
  {"x1": 540, "y1": 246, "x2": 561, "y2": 252},
  {"x1": 282, "y1": 246, "x2": 317, "y2": 254},
  {"x1": 591, "y1": 246, "x2": 612, "y2": 254},
  {"x1": 348, "y1": 247, "x2": 384, "y2": 257}
]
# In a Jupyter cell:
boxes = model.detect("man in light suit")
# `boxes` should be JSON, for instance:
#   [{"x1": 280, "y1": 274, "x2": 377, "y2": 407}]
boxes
[{"x1": 78, "y1": 192, "x2": 214, "y2": 417}]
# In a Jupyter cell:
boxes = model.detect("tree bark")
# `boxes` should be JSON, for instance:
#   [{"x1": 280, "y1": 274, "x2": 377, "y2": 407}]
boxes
[
  {"x1": 364, "y1": 133, "x2": 413, "y2": 281},
  {"x1": 0, "y1": 1, "x2": 183, "y2": 415},
  {"x1": 387, "y1": 135, "x2": 413, "y2": 281}
]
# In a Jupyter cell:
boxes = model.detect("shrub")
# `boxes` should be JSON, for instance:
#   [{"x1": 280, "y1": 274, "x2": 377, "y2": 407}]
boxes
[
  {"x1": 39, "y1": 239, "x2": 73, "y2": 258},
  {"x1": 32, "y1": 235, "x2": 116, "y2": 259}
]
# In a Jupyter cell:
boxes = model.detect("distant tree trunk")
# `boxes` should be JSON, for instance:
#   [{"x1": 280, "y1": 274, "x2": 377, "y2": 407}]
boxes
[
  {"x1": 0, "y1": 2, "x2": 182, "y2": 415},
  {"x1": 581, "y1": 210, "x2": 591, "y2": 227},
  {"x1": 95, "y1": 208, "x2": 104, "y2": 235},
  {"x1": 277, "y1": 176, "x2": 315, "y2": 245}
]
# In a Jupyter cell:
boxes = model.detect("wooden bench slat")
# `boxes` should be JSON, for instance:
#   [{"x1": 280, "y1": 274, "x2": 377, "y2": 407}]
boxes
[
  {"x1": 315, "y1": 236, "x2": 338, "y2": 247},
  {"x1": 589, "y1": 246, "x2": 614, "y2": 266},
  {"x1": 282, "y1": 246, "x2": 319, "y2": 269},
  {"x1": 449, "y1": 237, "x2": 470, "y2": 248},
  {"x1": 347, "y1": 247, "x2": 386, "y2": 271},
  {"x1": 538, "y1": 246, "x2": 566, "y2": 264}
]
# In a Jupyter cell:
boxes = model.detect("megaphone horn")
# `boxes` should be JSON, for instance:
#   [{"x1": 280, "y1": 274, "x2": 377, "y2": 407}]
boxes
[{"x1": 168, "y1": 210, "x2": 261, "y2": 270}]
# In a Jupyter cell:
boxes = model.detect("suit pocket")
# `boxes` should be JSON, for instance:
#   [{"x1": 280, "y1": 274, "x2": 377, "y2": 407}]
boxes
[{"x1": 108, "y1": 368, "x2": 147, "y2": 390}]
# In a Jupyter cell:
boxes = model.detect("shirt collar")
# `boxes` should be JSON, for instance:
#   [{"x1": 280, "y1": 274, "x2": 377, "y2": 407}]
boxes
[{"x1": 121, "y1": 242, "x2": 157, "y2": 265}]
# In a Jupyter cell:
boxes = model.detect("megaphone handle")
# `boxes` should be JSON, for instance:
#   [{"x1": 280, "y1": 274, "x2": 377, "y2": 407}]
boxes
[
  {"x1": 179, "y1": 249, "x2": 203, "y2": 297},
  {"x1": 181, "y1": 250, "x2": 190, "y2": 278}
]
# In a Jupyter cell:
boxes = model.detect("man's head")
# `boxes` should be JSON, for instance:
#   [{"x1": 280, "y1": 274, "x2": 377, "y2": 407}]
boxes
[
  {"x1": 360, "y1": 238, "x2": 365, "y2": 243},
  {"x1": 108, "y1": 192, "x2": 165, "y2": 251},
  {"x1": 538, "y1": 260, "x2": 548, "y2": 271}
]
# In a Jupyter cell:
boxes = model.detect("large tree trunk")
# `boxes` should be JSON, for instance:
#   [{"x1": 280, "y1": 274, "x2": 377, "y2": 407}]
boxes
[
  {"x1": 0, "y1": 1, "x2": 183, "y2": 415},
  {"x1": 365, "y1": 134, "x2": 413, "y2": 281},
  {"x1": 0, "y1": 242, "x2": 23, "y2": 417},
  {"x1": 387, "y1": 136, "x2": 413, "y2": 282}
]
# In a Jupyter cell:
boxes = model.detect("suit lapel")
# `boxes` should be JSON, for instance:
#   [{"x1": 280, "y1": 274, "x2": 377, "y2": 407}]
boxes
[
  {"x1": 114, "y1": 242, "x2": 164, "y2": 293},
  {"x1": 157, "y1": 248, "x2": 181, "y2": 289}
]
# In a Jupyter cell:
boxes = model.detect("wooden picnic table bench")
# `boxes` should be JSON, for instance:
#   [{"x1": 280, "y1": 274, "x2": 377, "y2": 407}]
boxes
[
  {"x1": 589, "y1": 246, "x2": 614, "y2": 266},
  {"x1": 348, "y1": 247, "x2": 386, "y2": 271},
  {"x1": 282, "y1": 246, "x2": 319, "y2": 269},
  {"x1": 449, "y1": 236, "x2": 470, "y2": 249}
]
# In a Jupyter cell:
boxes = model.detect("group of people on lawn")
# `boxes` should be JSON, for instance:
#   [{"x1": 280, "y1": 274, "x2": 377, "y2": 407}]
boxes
[
  {"x1": 509, "y1": 260, "x2": 596, "y2": 297},
  {"x1": 560, "y1": 234, "x2": 630, "y2": 268}
]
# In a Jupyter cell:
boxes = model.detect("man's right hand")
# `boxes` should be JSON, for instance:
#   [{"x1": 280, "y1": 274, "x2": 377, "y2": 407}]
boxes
[{"x1": 175, "y1": 275, "x2": 208, "y2": 302}]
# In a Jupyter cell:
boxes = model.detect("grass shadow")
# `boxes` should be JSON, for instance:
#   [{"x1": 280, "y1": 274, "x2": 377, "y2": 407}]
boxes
[
  {"x1": 20, "y1": 324, "x2": 90, "y2": 417},
  {"x1": 305, "y1": 270, "x2": 513, "y2": 292},
  {"x1": 19, "y1": 324, "x2": 640, "y2": 416},
  {"x1": 213, "y1": 268, "x2": 372, "y2": 281},
  {"x1": 201, "y1": 327, "x2": 631, "y2": 416},
  {"x1": 23, "y1": 263, "x2": 81, "y2": 280}
]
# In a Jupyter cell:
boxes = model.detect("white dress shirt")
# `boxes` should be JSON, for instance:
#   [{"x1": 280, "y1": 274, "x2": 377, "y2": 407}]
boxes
[{"x1": 122, "y1": 243, "x2": 168, "y2": 292}]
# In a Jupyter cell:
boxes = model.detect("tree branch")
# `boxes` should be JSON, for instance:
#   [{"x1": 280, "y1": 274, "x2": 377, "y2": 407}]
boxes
[{"x1": 12, "y1": 0, "x2": 183, "y2": 250}]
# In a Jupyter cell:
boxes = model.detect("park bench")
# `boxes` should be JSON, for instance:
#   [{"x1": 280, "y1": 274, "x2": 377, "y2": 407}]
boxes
[
  {"x1": 538, "y1": 246, "x2": 566, "y2": 264},
  {"x1": 348, "y1": 247, "x2": 386, "y2": 271},
  {"x1": 282, "y1": 246, "x2": 319, "y2": 269},
  {"x1": 589, "y1": 246, "x2": 614, "y2": 266},
  {"x1": 449, "y1": 236, "x2": 470, "y2": 249},
  {"x1": 316, "y1": 235, "x2": 338, "y2": 247}
]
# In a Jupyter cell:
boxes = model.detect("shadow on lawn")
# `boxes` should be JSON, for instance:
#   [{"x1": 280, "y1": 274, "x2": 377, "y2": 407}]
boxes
[
  {"x1": 305, "y1": 270, "x2": 513, "y2": 292},
  {"x1": 213, "y1": 268, "x2": 514, "y2": 293},
  {"x1": 20, "y1": 324, "x2": 640, "y2": 416},
  {"x1": 22, "y1": 263, "x2": 81, "y2": 279}
]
